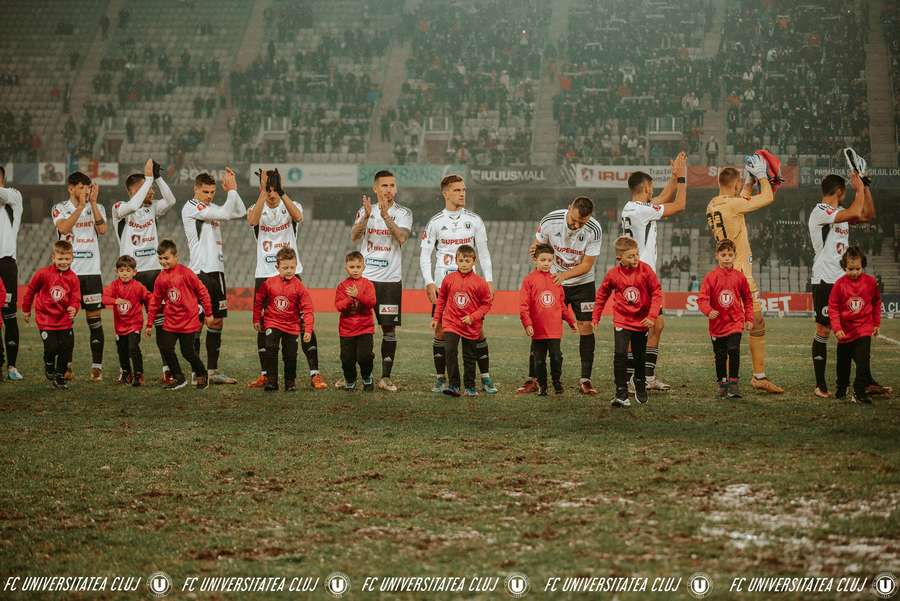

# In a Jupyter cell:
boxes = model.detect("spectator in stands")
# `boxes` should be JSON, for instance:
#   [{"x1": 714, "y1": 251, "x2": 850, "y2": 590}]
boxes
[{"x1": 706, "y1": 136, "x2": 719, "y2": 165}]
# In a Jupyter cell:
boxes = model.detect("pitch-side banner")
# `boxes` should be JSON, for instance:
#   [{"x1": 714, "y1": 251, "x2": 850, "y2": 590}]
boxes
[
  {"x1": 68, "y1": 158, "x2": 119, "y2": 186},
  {"x1": 249, "y1": 163, "x2": 358, "y2": 188},
  {"x1": 571, "y1": 164, "x2": 799, "y2": 189},
  {"x1": 469, "y1": 167, "x2": 550, "y2": 186},
  {"x1": 358, "y1": 164, "x2": 465, "y2": 188},
  {"x1": 38, "y1": 162, "x2": 67, "y2": 185},
  {"x1": 801, "y1": 166, "x2": 900, "y2": 190}
]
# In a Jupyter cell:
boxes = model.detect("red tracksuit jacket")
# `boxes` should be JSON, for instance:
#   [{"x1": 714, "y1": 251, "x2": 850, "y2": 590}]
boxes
[
  {"x1": 102, "y1": 278, "x2": 150, "y2": 335},
  {"x1": 519, "y1": 270, "x2": 576, "y2": 340},
  {"x1": 335, "y1": 276, "x2": 376, "y2": 337},
  {"x1": 593, "y1": 261, "x2": 662, "y2": 331},
  {"x1": 696, "y1": 266, "x2": 753, "y2": 337},
  {"x1": 22, "y1": 265, "x2": 81, "y2": 331},
  {"x1": 434, "y1": 270, "x2": 492, "y2": 339},
  {"x1": 147, "y1": 264, "x2": 212, "y2": 334},
  {"x1": 252, "y1": 275, "x2": 314, "y2": 336},
  {"x1": 829, "y1": 273, "x2": 881, "y2": 343}
]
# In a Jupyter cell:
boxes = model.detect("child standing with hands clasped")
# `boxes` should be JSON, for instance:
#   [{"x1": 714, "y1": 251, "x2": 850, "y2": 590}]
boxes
[
  {"x1": 432, "y1": 245, "x2": 492, "y2": 397},
  {"x1": 519, "y1": 243, "x2": 576, "y2": 395},
  {"x1": 593, "y1": 236, "x2": 662, "y2": 407},
  {"x1": 828, "y1": 246, "x2": 881, "y2": 404},
  {"x1": 102, "y1": 255, "x2": 151, "y2": 386},
  {"x1": 697, "y1": 239, "x2": 753, "y2": 398},
  {"x1": 335, "y1": 251, "x2": 377, "y2": 391}
]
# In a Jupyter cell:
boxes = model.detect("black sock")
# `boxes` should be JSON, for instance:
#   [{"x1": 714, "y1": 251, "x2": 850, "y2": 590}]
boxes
[
  {"x1": 813, "y1": 335, "x2": 828, "y2": 390},
  {"x1": 206, "y1": 328, "x2": 221, "y2": 370},
  {"x1": 3, "y1": 315, "x2": 19, "y2": 366},
  {"x1": 432, "y1": 337, "x2": 445, "y2": 376},
  {"x1": 301, "y1": 332, "x2": 319, "y2": 372},
  {"x1": 87, "y1": 316, "x2": 104, "y2": 366},
  {"x1": 579, "y1": 334, "x2": 595, "y2": 380},
  {"x1": 194, "y1": 331, "x2": 201, "y2": 357},
  {"x1": 476, "y1": 337, "x2": 489, "y2": 375},
  {"x1": 645, "y1": 346, "x2": 658, "y2": 378},
  {"x1": 381, "y1": 331, "x2": 397, "y2": 378},
  {"x1": 257, "y1": 331, "x2": 267, "y2": 373},
  {"x1": 527, "y1": 343, "x2": 536, "y2": 379}
]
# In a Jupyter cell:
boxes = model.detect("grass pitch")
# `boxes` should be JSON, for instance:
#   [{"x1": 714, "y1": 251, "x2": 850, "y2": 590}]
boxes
[{"x1": 1, "y1": 313, "x2": 898, "y2": 599}]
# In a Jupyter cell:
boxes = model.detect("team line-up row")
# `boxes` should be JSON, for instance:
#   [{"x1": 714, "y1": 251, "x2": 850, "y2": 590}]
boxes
[{"x1": 0, "y1": 148, "x2": 890, "y2": 403}]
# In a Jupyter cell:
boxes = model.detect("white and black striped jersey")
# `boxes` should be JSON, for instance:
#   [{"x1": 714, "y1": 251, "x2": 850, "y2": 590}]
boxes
[
  {"x1": 355, "y1": 202, "x2": 413, "y2": 283},
  {"x1": 112, "y1": 176, "x2": 177, "y2": 272},
  {"x1": 419, "y1": 208, "x2": 493, "y2": 287},
  {"x1": 620, "y1": 200, "x2": 664, "y2": 272},
  {"x1": 535, "y1": 209, "x2": 603, "y2": 286},
  {"x1": 808, "y1": 203, "x2": 849, "y2": 284},
  {"x1": 181, "y1": 190, "x2": 247, "y2": 274},
  {"x1": 250, "y1": 198, "x2": 303, "y2": 278},
  {"x1": 0, "y1": 186, "x2": 23, "y2": 260},
  {"x1": 52, "y1": 200, "x2": 106, "y2": 276}
]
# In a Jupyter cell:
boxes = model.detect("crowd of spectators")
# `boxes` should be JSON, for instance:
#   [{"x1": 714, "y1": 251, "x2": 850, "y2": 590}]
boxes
[
  {"x1": 387, "y1": 0, "x2": 548, "y2": 166},
  {"x1": 882, "y1": 3, "x2": 900, "y2": 157},
  {"x1": 720, "y1": 0, "x2": 870, "y2": 158},
  {"x1": 0, "y1": 111, "x2": 39, "y2": 162},
  {"x1": 229, "y1": 27, "x2": 387, "y2": 162},
  {"x1": 554, "y1": 0, "x2": 712, "y2": 165}
]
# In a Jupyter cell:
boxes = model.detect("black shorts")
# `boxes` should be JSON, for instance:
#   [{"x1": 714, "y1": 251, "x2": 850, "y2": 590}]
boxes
[
  {"x1": 134, "y1": 269, "x2": 160, "y2": 293},
  {"x1": 372, "y1": 281, "x2": 402, "y2": 326},
  {"x1": 0, "y1": 256, "x2": 17, "y2": 316},
  {"x1": 199, "y1": 271, "x2": 228, "y2": 318},
  {"x1": 78, "y1": 274, "x2": 103, "y2": 311},
  {"x1": 813, "y1": 282, "x2": 834, "y2": 327},
  {"x1": 563, "y1": 281, "x2": 596, "y2": 322}
]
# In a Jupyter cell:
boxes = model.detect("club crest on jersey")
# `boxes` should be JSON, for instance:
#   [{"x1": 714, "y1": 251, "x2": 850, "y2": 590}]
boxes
[
  {"x1": 578, "y1": 233, "x2": 585, "y2": 242},
  {"x1": 465, "y1": 222, "x2": 472, "y2": 229},
  {"x1": 263, "y1": 240, "x2": 273, "y2": 252},
  {"x1": 167, "y1": 289, "x2": 181, "y2": 303},
  {"x1": 49, "y1": 286, "x2": 66, "y2": 302},
  {"x1": 420, "y1": 230, "x2": 427, "y2": 241},
  {"x1": 117, "y1": 301, "x2": 132, "y2": 315},
  {"x1": 718, "y1": 290, "x2": 735, "y2": 307},
  {"x1": 443, "y1": 254, "x2": 452, "y2": 265},
  {"x1": 836, "y1": 242, "x2": 846, "y2": 256},
  {"x1": 847, "y1": 296, "x2": 864, "y2": 313},
  {"x1": 273, "y1": 295, "x2": 289, "y2": 311},
  {"x1": 131, "y1": 234, "x2": 141, "y2": 247},
  {"x1": 454, "y1": 292, "x2": 470, "y2": 308},
  {"x1": 623, "y1": 286, "x2": 641, "y2": 304},
  {"x1": 540, "y1": 291, "x2": 555, "y2": 307}
]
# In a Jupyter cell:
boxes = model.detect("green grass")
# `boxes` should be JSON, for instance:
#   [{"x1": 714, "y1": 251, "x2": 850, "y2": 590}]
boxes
[{"x1": 1, "y1": 313, "x2": 899, "y2": 600}]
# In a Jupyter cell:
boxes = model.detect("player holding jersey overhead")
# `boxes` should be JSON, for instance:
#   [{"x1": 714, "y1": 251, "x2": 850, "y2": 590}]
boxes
[
  {"x1": 350, "y1": 170, "x2": 413, "y2": 392},
  {"x1": 181, "y1": 168, "x2": 247, "y2": 384},
  {"x1": 112, "y1": 158, "x2": 177, "y2": 383},
  {"x1": 620, "y1": 152, "x2": 687, "y2": 391},
  {"x1": 808, "y1": 169, "x2": 875, "y2": 398},
  {"x1": 52, "y1": 172, "x2": 107, "y2": 381},
  {"x1": 420, "y1": 174, "x2": 496, "y2": 394},
  {"x1": 521, "y1": 197, "x2": 603, "y2": 395},
  {"x1": 706, "y1": 155, "x2": 783, "y2": 393},
  {"x1": 245, "y1": 168, "x2": 326, "y2": 391}
]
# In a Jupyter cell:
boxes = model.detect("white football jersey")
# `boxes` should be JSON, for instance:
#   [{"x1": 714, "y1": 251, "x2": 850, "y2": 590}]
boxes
[
  {"x1": 251, "y1": 199, "x2": 304, "y2": 278},
  {"x1": 112, "y1": 177, "x2": 176, "y2": 272},
  {"x1": 52, "y1": 200, "x2": 106, "y2": 276},
  {"x1": 181, "y1": 190, "x2": 247, "y2": 274},
  {"x1": 355, "y1": 202, "x2": 413, "y2": 283},
  {"x1": 620, "y1": 200, "x2": 664, "y2": 272},
  {"x1": 419, "y1": 208, "x2": 493, "y2": 287},
  {"x1": 0, "y1": 186, "x2": 23, "y2": 260},
  {"x1": 535, "y1": 209, "x2": 603, "y2": 286},
  {"x1": 808, "y1": 203, "x2": 849, "y2": 284}
]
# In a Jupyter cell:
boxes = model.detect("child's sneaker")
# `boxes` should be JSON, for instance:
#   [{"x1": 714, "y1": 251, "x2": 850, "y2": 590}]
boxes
[
  {"x1": 443, "y1": 386, "x2": 461, "y2": 397},
  {"x1": 852, "y1": 389, "x2": 872, "y2": 404},
  {"x1": 285, "y1": 379, "x2": 296, "y2": 392},
  {"x1": 516, "y1": 378, "x2": 539, "y2": 394},
  {"x1": 52, "y1": 375, "x2": 68, "y2": 390},
  {"x1": 164, "y1": 375, "x2": 188, "y2": 390},
  {"x1": 727, "y1": 377, "x2": 741, "y2": 398},
  {"x1": 90, "y1": 366, "x2": 103, "y2": 382},
  {"x1": 344, "y1": 380, "x2": 357, "y2": 391},
  {"x1": 553, "y1": 381, "x2": 564, "y2": 394},
  {"x1": 717, "y1": 379, "x2": 728, "y2": 398},
  {"x1": 610, "y1": 394, "x2": 631, "y2": 408},
  {"x1": 634, "y1": 381, "x2": 648, "y2": 405},
  {"x1": 431, "y1": 375, "x2": 446, "y2": 393},
  {"x1": 480, "y1": 375, "x2": 498, "y2": 394},
  {"x1": 132, "y1": 373, "x2": 144, "y2": 387},
  {"x1": 117, "y1": 371, "x2": 132, "y2": 385},
  {"x1": 464, "y1": 387, "x2": 478, "y2": 397},
  {"x1": 310, "y1": 373, "x2": 328, "y2": 390},
  {"x1": 538, "y1": 387, "x2": 549, "y2": 396},
  {"x1": 264, "y1": 381, "x2": 278, "y2": 392},
  {"x1": 363, "y1": 378, "x2": 374, "y2": 392},
  {"x1": 7, "y1": 366, "x2": 23, "y2": 381},
  {"x1": 195, "y1": 375, "x2": 209, "y2": 390},
  {"x1": 835, "y1": 387, "x2": 848, "y2": 401},
  {"x1": 332, "y1": 377, "x2": 346, "y2": 389}
]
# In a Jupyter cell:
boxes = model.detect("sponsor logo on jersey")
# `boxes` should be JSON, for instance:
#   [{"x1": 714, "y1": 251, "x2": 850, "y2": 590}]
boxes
[
  {"x1": 365, "y1": 257, "x2": 389, "y2": 268},
  {"x1": 540, "y1": 290, "x2": 555, "y2": 307},
  {"x1": 135, "y1": 248, "x2": 155, "y2": 257},
  {"x1": 623, "y1": 286, "x2": 641, "y2": 304},
  {"x1": 218, "y1": 300, "x2": 228, "y2": 311},
  {"x1": 273, "y1": 295, "x2": 289, "y2": 311},
  {"x1": 83, "y1": 293, "x2": 101, "y2": 305},
  {"x1": 378, "y1": 304, "x2": 399, "y2": 315},
  {"x1": 260, "y1": 222, "x2": 291, "y2": 233},
  {"x1": 718, "y1": 290, "x2": 735, "y2": 307},
  {"x1": 847, "y1": 296, "x2": 864, "y2": 313},
  {"x1": 73, "y1": 250, "x2": 94, "y2": 259},
  {"x1": 454, "y1": 292, "x2": 470, "y2": 308},
  {"x1": 49, "y1": 286, "x2": 66, "y2": 302}
]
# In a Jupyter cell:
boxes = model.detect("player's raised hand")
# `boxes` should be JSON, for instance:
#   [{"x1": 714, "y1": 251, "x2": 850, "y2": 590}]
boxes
[
  {"x1": 525, "y1": 325, "x2": 534, "y2": 337},
  {"x1": 708, "y1": 309, "x2": 719, "y2": 319},
  {"x1": 257, "y1": 168, "x2": 268, "y2": 194},
  {"x1": 361, "y1": 195, "x2": 372, "y2": 219},
  {"x1": 89, "y1": 183, "x2": 99, "y2": 204},
  {"x1": 528, "y1": 240, "x2": 538, "y2": 258},
  {"x1": 671, "y1": 152, "x2": 687, "y2": 178},
  {"x1": 849, "y1": 171, "x2": 864, "y2": 192},
  {"x1": 222, "y1": 168, "x2": 237, "y2": 192},
  {"x1": 426, "y1": 283, "x2": 438, "y2": 304},
  {"x1": 144, "y1": 159, "x2": 154, "y2": 177}
]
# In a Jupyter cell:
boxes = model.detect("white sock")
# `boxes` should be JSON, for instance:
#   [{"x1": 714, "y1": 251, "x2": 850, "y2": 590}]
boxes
[{"x1": 753, "y1": 372, "x2": 766, "y2": 379}]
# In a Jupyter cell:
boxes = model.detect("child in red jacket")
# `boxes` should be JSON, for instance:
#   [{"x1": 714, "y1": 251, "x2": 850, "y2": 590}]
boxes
[
  {"x1": 828, "y1": 246, "x2": 881, "y2": 403},
  {"x1": 146, "y1": 240, "x2": 213, "y2": 390},
  {"x1": 22, "y1": 240, "x2": 81, "y2": 389},
  {"x1": 593, "y1": 236, "x2": 662, "y2": 407},
  {"x1": 335, "y1": 251, "x2": 377, "y2": 391},
  {"x1": 432, "y1": 245, "x2": 492, "y2": 397},
  {"x1": 253, "y1": 247, "x2": 315, "y2": 393},
  {"x1": 520, "y1": 243, "x2": 576, "y2": 395},
  {"x1": 697, "y1": 239, "x2": 753, "y2": 398},
  {"x1": 103, "y1": 255, "x2": 151, "y2": 386}
]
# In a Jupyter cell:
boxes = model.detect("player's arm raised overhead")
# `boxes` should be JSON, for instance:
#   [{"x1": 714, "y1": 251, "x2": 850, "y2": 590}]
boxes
[
  {"x1": 860, "y1": 173, "x2": 875, "y2": 222},
  {"x1": 652, "y1": 152, "x2": 687, "y2": 206},
  {"x1": 833, "y1": 172, "x2": 869, "y2": 224},
  {"x1": 656, "y1": 153, "x2": 688, "y2": 217},
  {"x1": 114, "y1": 160, "x2": 155, "y2": 220},
  {"x1": 282, "y1": 192, "x2": 303, "y2": 223},
  {"x1": 197, "y1": 168, "x2": 246, "y2": 221},
  {"x1": 246, "y1": 170, "x2": 268, "y2": 227},
  {"x1": 737, "y1": 177, "x2": 775, "y2": 214},
  {"x1": 154, "y1": 173, "x2": 177, "y2": 216},
  {"x1": 350, "y1": 195, "x2": 371, "y2": 242}
]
